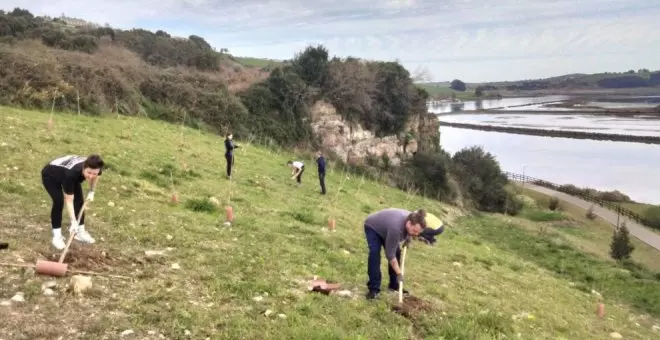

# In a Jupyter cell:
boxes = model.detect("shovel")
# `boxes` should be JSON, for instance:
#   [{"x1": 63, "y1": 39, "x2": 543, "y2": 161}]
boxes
[
  {"x1": 35, "y1": 200, "x2": 89, "y2": 277},
  {"x1": 398, "y1": 244, "x2": 408, "y2": 304}
]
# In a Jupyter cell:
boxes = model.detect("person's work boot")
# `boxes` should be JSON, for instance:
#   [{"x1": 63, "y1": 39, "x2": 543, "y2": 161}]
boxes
[{"x1": 366, "y1": 290, "x2": 379, "y2": 300}]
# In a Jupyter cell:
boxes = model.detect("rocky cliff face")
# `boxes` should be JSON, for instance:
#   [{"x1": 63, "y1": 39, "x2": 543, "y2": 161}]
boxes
[{"x1": 309, "y1": 100, "x2": 440, "y2": 166}]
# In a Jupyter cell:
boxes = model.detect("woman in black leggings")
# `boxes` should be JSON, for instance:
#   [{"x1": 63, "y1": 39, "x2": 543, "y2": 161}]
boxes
[{"x1": 41, "y1": 154, "x2": 104, "y2": 250}]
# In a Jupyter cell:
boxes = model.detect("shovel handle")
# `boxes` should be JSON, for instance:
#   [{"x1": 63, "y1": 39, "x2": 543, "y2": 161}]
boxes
[
  {"x1": 398, "y1": 245, "x2": 407, "y2": 304},
  {"x1": 58, "y1": 200, "x2": 88, "y2": 263}
]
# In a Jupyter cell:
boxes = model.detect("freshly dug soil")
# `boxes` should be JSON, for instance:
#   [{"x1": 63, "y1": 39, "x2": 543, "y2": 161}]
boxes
[
  {"x1": 41, "y1": 245, "x2": 127, "y2": 272},
  {"x1": 391, "y1": 295, "x2": 435, "y2": 318}
]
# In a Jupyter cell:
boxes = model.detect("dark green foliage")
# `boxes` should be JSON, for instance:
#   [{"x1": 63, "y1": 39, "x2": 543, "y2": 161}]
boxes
[
  {"x1": 396, "y1": 150, "x2": 453, "y2": 201},
  {"x1": 549, "y1": 197, "x2": 560, "y2": 211},
  {"x1": 238, "y1": 66, "x2": 314, "y2": 145},
  {"x1": 643, "y1": 205, "x2": 660, "y2": 229},
  {"x1": 450, "y1": 146, "x2": 510, "y2": 213},
  {"x1": 504, "y1": 195, "x2": 524, "y2": 216},
  {"x1": 370, "y1": 62, "x2": 414, "y2": 136},
  {"x1": 450, "y1": 79, "x2": 466, "y2": 91},
  {"x1": 237, "y1": 44, "x2": 431, "y2": 147},
  {"x1": 610, "y1": 222, "x2": 635, "y2": 261},
  {"x1": 291, "y1": 45, "x2": 329, "y2": 88}
]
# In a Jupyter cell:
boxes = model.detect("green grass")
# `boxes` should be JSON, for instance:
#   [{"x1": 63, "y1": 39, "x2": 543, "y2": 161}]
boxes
[
  {"x1": 416, "y1": 83, "x2": 479, "y2": 100},
  {"x1": 466, "y1": 215, "x2": 660, "y2": 316},
  {"x1": 234, "y1": 56, "x2": 284, "y2": 69},
  {"x1": 513, "y1": 185, "x2": 660, "y2": 272},
  {"x1": 620, "y1": 202, "x2": 655, "y2": 216},
  {"x1": 521, "y1": 209, "x2": 567, "y2": 222},
  {"x1": 1, "y1": 106, "x2": 659, "y2": 339}
]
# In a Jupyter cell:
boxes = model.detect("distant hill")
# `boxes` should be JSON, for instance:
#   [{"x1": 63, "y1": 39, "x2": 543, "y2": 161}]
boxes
[{"x1": 419, "y1": 69, "x2": 660, "y2": 100}]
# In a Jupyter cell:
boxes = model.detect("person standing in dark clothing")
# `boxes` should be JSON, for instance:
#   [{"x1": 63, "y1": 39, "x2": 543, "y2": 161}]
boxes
[
  {"x1": 41, "y1": 154, "x2": 104, "y2": 250},
  {"x1": 315, "y1": 150, "x2": 326, "y2": 194},
  {"x1": 224, "y1": 133, "x2": 239, "y2": 178}
]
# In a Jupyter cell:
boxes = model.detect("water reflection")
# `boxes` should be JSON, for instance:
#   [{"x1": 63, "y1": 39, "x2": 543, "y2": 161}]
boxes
[
  {"x1": 439, "y1": 126, "x2": 660, "y2": 204},
  {"x1": 427, "y1": 95, "x2": 660, "y2": 114},
  {"x1": 428, "y1": 96, "x2": 571, "y2": 113},
  {"x1": 437, "y1": 113, "x2": 660, "y2": 137}
]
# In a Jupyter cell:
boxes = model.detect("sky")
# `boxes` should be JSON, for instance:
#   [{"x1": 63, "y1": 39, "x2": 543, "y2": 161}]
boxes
[{"x1": 6, "y1": 0, "x2": 660, "y2": 82}]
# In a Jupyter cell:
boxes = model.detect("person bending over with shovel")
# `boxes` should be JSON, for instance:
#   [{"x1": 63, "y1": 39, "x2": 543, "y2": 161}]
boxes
[
  {"x1": 363, "y1": 208, "x2": 446, "y2": 300},
  {"x1": 41, "y1": 154, "x2": 104, "y2": 250},
  {"x1": 287, "y1": 160, "x2": 305, "y2": 186}
]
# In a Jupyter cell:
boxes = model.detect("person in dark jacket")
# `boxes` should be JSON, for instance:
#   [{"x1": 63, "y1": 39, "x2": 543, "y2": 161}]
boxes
[
  {"x1": 315, "y1": 150, "x2": 326, "y2": 194},
  {"x1": 224, "y1": 133, "x2": 239, "y2": 178}
]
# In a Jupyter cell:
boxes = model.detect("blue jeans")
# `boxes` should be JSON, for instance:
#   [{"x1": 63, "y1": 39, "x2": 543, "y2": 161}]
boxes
[{"x1": 365, "y1": 225, "x2": 401, "y2": 293}]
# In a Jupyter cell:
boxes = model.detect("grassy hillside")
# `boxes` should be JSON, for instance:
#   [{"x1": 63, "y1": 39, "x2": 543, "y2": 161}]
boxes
[
  {"x1": 234, "y1": 56, "x2": 285, "y2": 70},
  {"x1": 1, "y1": 107, "x2": 659, "y2": 339}
]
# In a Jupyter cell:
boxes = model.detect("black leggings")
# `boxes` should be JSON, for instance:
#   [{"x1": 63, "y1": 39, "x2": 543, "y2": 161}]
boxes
[
  {"x1": 296, "y1": 166, "x2": 305, "y2": 183},
  {"x1": 225, "y1": 153, "x2": 234, "y2": 177},
  {"x1": 41, "y1": 174, "x2": 85, "y2": 229}
]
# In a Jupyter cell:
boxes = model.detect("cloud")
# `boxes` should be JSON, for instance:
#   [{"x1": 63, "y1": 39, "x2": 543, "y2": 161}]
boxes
[{"x1": 5, "y1": 0, "x2": 660, "y2": 82}]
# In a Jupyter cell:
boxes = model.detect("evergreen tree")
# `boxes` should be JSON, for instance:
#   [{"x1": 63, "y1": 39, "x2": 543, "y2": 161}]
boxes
[{"x1": 610, "y1": 221, "x2": 635, "y2": 261}]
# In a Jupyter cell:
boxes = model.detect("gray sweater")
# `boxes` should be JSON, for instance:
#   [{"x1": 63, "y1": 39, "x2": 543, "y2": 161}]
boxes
[{"x1": 364, "y1": 208, "x2": 411, "y2": 261}]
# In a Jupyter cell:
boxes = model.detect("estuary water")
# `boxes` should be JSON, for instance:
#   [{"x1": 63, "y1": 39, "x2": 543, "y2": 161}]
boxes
[{"x1": 439, "y1": 126, "x2": 660, "y2": 204}]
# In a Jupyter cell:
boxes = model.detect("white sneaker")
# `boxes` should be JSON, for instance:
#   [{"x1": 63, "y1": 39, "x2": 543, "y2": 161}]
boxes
[
  {"x1": 71, "y1": 225, "x2": 96, "y2": 244},
  {"x1": 51, "y1": 235, "x2": 66, "y2": 250}
]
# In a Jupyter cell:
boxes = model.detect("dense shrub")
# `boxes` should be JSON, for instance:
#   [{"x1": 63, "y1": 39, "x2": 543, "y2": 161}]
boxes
[
  {"x1": 393, "y1": 150, "x2": 454, "y2": 201},
  {"x1": 643, "y1": 206, "x2": 660, "y2": 230},
  {"x1": 549, "y1": 197, "x2": 560, "y2": 211},
  {"x1": 450, "y1": 146, "x2": 511, "y2": 213}
]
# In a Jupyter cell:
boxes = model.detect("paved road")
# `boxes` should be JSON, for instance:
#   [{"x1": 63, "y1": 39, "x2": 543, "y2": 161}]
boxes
[{"x1": 519, "y1": 182, "x2": 660, "y2": 252}]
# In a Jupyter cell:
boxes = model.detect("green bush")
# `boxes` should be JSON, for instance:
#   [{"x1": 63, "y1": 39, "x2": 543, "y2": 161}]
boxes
[
  {"x1": 450, "y1": 146, "x2": 509, "y2": 213},
  {"x1": 586, "y1": 205, "x2": 597, "y2": 220},
  {"x1": 643, "y1": 205, "x2": 660, "y2": 230},
  {"x1": 395, "y1": 150, "x2": 454, "y2": 201},
  {"x1": 505, "y1": 194, "x2": 524, "y2": 216},
  {"x1": 184, "y1": 197, "x2": 217, "y2": 213}
]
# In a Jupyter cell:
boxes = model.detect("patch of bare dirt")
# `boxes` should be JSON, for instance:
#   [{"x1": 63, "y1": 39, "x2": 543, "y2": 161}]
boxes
[
  {"x1": 38, "y1": 244, "x2": 131, "y2": 273},
  {"x1": 391, "y1": 295, "x2": 436, "y2": 319}
]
